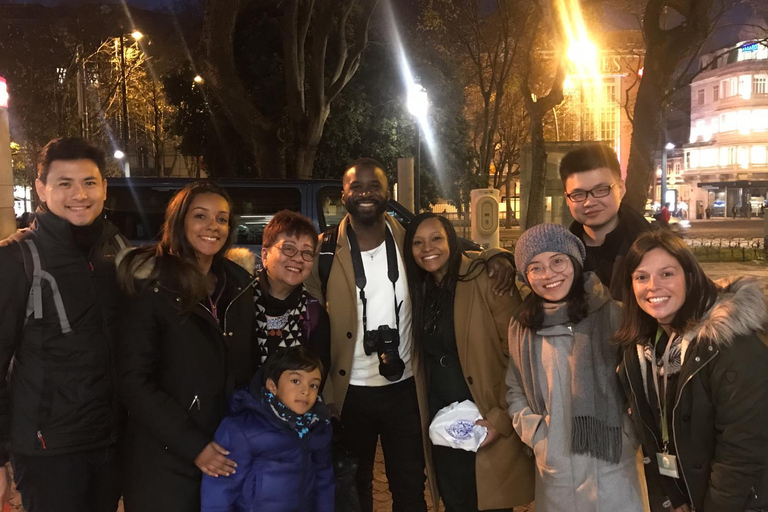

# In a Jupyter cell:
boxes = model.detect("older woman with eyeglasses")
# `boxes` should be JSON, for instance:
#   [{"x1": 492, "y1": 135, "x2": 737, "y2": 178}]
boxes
[{"x1": 255, "y1": 210, "x2": 330, "y2": 375}]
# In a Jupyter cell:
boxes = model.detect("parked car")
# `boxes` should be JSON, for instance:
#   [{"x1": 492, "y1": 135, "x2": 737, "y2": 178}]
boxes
[
  {"x1": 643, "y1": 209, "x2": 690, "y2": 233},
  {"x1": 104, "y1": 178, "x2": 481, "y2": 257}
]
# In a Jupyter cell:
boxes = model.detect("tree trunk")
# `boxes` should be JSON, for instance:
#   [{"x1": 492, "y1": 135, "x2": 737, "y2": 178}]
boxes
[
  {"x1": 290, "y1": 106, "x2": 330, "y2": 179},
  {"x1": 504, "y1": 168, "x2": 513, "y2": 228}
]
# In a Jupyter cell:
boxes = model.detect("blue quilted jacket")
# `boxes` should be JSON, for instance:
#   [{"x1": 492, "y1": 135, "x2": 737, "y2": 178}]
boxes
[{"x1": 200, "y1": 376, "x2": 334, "y2": 512}]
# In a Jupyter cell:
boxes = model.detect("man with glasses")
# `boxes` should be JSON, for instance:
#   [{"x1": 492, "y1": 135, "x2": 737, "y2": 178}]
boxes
[{"x1": 560, "y1": 143, "x2": 651, "y2": 299}]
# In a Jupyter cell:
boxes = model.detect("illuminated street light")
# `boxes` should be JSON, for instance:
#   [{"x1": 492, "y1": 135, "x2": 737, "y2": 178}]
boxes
[
  {"x1": 131, "y1": 31, "x2": 144, "y2": 41},
  {"x1": 0, "y1": 77, "x2": 8, "y2": 109},
  {"x1": 567, "y1": 39, "x2": 598, "y2": 68},
  {"x1": 665, "y1": 142, "x2": 676, "y2": 150},
  {"x1": 0, "y1": 75, "x2": 13, "y2": 238},
  {"x1": 407, "y1": 81, "x2": 429, "y2": 213},
  {"x1": 193, "y1": 75, "x2": 204, "y2": 84},
  {"x1": 114, "y1": 150, "x2": 125, "y2": 159}
]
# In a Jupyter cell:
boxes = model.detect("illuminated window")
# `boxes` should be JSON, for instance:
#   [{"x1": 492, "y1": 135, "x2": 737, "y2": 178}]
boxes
[
  {"x1": 753, "y1": 109, "x2": 768, "y2": 131},
  {"x1": 697, "y1": 89, "x2": 705, "y2": 105},
  {"x1": 738, "y1": 146, "x2": 749, "y2": 169},
  {"x1": 713, "y1": 84, "x2": 719, "y2": 100},
  {"x1": 721, "y1": 78, "x2": 737, "y2": 97},
  {"x1": 56, "y1": 67, "x2": 67, "y2": 84},
  {"x1": 740, "y1": 75, "x2": 752, "y2": 98},
  {"x1": 754, "y1": 77, "x2": 767, "y2": 95},
  {"x1": 711, "y1": 116, "x2": 719, "y2": 134},
  {"x1": 738, "y1": 110, "x2": 751, "y2": 134},
  {"x1": 720, "y1": 112, "x2": 737, "y2": 132},
  {"x1": 701, "y1": 148, "x2": 718, "y2": 167},
  {"x1": 752, "y1": 146, "x2": 767, "y2": 165},
  {"x1": 720, "y1": 147, "x2": 736, "y2": 166}
]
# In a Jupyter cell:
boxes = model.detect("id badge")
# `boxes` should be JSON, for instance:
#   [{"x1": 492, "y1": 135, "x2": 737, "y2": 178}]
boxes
[{"x1": 656, "y1": 452, "x2": 680, "y2": 478}]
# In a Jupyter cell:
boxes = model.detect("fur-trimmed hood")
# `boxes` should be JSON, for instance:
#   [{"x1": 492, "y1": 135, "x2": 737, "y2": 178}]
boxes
[
  {"x1": 116, "y1": 246, "x2": 256, "y2": 280},
  {"x1": 685, "y1": 276, "x2": 767, "y2": 346}
]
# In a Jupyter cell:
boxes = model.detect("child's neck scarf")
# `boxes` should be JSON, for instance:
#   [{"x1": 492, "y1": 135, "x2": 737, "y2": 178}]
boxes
[{"x1": 261, "y1": 387, "x2": 320, "y2": 439}]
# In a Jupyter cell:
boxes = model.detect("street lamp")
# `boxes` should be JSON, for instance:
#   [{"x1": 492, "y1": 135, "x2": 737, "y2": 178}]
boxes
[
  {"x1": 407, "y1": 81, "x2": 428, "y2": 213},
  {"x1": 193, "y1": 74, "x2": 204, "y2": 85},
  {"x1": 661, "y1": 142, "x2": 675, "y2": 211},
  {"x1": 114, "y1": 149, "x2": 130, "y2": 178}
]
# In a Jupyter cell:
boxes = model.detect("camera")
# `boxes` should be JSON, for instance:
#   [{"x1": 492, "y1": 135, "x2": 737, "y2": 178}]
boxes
[{"x1": 363, "y1": 325, "x2": 405, "y2": 382}]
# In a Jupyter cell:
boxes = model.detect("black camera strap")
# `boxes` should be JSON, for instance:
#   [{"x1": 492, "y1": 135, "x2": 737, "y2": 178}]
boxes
[{"x1": 346, "y1": 224, "x2": 401, "y2": 335}]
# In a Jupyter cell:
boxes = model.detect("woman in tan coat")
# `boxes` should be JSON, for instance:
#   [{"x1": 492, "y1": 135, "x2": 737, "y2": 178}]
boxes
[{"x1": 404, "y1": 213, "x2": 535, "y2": 512}]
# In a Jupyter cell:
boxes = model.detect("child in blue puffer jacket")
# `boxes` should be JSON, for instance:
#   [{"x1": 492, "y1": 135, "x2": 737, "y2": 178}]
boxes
[{"x1": 201, "y1": 347, "x2": 334, "y2": 512}]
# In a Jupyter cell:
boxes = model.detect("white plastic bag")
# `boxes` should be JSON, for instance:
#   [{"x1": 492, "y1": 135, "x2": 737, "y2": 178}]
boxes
[{"x1": 428, "y1": 400, "x2": 487, "y2": 452}]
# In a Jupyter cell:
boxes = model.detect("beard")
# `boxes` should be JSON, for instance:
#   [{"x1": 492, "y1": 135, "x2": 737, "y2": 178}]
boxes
[{"x1": 344, "y1": 197, "x2": 388, "y2": 226}]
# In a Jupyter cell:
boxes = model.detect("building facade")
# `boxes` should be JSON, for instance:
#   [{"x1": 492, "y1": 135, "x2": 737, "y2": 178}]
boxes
[{"x1": 683, "y1": 39, "x2": 768, "y2": 218}]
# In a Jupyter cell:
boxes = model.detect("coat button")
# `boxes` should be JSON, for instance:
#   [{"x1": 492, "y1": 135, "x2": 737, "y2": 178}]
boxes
[
  {"x1": 176, "y1": 297, "x2": 181, "y2": 302},
  {"x1": 346, "y1": 332, "x2": 352, "y2": 339},
  {"x1": 339, "y1": 369, "x2": 346, "y2": 376},
  {"x1": 467, "y1": 376, "x2": 473, "y2": 385},
  {"x1": 153, "y1": 287, "x2": 159, "y2": 293},
  {"x1": 708, "y1": 345, "x2": 714, "y2": 351},
  {"x1": 694, "y1": 356, "x2": 701, "y2": 362}
]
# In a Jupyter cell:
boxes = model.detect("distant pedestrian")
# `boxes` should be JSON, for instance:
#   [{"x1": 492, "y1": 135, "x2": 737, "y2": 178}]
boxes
[
  {"x1": 732, "y1": 205, "x2": 738, "y2": 218},
  {"x1": 705, "y1": 207, "x2": 711, "y2": 219}
]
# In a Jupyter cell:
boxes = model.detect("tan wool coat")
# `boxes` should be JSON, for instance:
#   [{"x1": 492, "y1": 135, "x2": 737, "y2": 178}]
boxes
[{"x1": 416, "y1": 256, "x2": 535, "y2": 510}]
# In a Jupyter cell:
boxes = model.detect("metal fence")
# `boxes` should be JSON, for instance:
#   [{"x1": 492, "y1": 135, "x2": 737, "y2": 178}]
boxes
[{"x1": 501, "y1": 236, "x2": 767, "y2": 262}]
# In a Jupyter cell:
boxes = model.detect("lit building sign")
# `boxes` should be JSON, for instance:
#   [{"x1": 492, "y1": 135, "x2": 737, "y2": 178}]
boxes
[
  {"x1": 741, "y1": 43, "x2": 759, "y2": 53},
  {"x1": 0, "y1": 77, "x2": 8, "y2": 108}
]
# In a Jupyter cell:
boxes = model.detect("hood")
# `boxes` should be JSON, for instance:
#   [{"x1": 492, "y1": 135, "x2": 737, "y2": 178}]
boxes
[
  {"x1": 686, "y1": 277, "x2": 767, "y2": 346},
  {"x1": 115, "y1": 246, "x2": 257, "y2": 280}
]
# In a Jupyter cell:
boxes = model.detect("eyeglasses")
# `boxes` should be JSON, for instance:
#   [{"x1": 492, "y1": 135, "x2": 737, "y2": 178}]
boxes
[
  {"x1": 565, "y1": 180, "x2": 620, "y2": 203},
  {"x1": 526, "y1": 255, "x2": 570, "y2": 280},
  {"x1": 272, "y1": 243, "x2": 315, "y2": 262}
]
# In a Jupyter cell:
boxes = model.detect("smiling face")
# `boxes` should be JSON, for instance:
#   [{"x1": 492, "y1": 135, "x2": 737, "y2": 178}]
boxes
[
  {"x1": 527, "y1": 252, "x2": 575, "y2": 302},
  {"x1": 342, "y1": 165, "x2": 389, "y2": 225},
  {"x1": 632, "y1": 247, "x2": 687, "y2": 327},
  {"x1": 35, "y1": 159, "x2": 107, "y2": 226},
  {"x1": 411, "y1": 217, "x2": 451, "y2": 282},
  {"x1": 564, "y1": 167, "x2": 625, "y2": 234},
  {"x1": 266, "y1": 367, "x2": 322, "y2": 415},
  {"x1": 261, "y1": 232, "x2": 316, "y2": 291},
  {"x1": 184, "y1": 193, "x2": 230, "y2": 270}
]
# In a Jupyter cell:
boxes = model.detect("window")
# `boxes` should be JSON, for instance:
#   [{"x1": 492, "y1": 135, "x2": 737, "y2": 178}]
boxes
[
  {"x1": 711, "y1": 116, "x2": 719, "y2": 134},
  {"x1": 56, "y1": 67, "x2": 67, "y2": 84},
  {"x1": 740, "y1": 75, "x2": 752, "y2": 98},
  {"x1": 751, "y1": 146, "x2": 767, "y2": 165},
  {"x1": 697, "y1": 89, "x2": 705, "y2": 105},
  {"x1": 720, "y1": 112, "x2": 737, "y2": 132},
  {"x1": 713, "y1": 84, "x2": 719, "y2": 100},
  {"x1": 720, "y1": 147, "x2": 736, "y2": 166},
  {"x1": 721, "y1": 77, "x2": 737, "y2": 98},
  {"x1": 753, "y1": 109, "x2": 768, "y2": 131},
  {"x1": 754, "y1": 77, "x2": 768, "y2": 95},
  {"x1": 701, "y1": 148, "x2": 718, "y2": 168},
  {"x1": 738, "y1": 146, "x2": 749, "y2": 169},
  {"x1": 738, "y1": 110, "x2": 751, "y2": 134}
]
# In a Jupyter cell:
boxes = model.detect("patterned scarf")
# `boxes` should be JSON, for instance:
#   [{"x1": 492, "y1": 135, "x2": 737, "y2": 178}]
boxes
[
  {"x1": 254, "y1": 273, "x2": 311, "y2": 364},
  {"x1": 261, "y1": 387, "x2": 320, "y2": 439}
]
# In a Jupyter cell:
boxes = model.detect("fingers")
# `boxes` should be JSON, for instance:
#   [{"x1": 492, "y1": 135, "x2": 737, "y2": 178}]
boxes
[
  {"x1": 210, "y1": 442, "x2": 230, "y2": 456},
  {"x1": 201, "y1": 454, "x2": 237, "y2": 477}
]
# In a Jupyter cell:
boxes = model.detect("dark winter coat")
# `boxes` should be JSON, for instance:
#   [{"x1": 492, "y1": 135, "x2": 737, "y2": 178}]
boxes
[
  {"x1": 570, "y1": 203, "x2": 651, "y2": 300},
  {"x1": 200, "y1": 375, "x2": 334, "y2": 512},
  {"x1": 117, "y1": 253, "x2": 256, "y2": 512},
  {"x1": 619, "y1": 277, "x2": 768, "y2": 512},
  {"x1": 0, "y1": 209, "x2": 126, "y2": 464}
]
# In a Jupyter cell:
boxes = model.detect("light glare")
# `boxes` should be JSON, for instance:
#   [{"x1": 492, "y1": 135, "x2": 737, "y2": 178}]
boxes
[{"x1": 114, "y1": 150, "x2": 125, "y2": 159}]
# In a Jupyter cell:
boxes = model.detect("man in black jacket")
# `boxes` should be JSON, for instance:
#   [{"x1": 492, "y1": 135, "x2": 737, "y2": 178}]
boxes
[
  {"x1": 561, "y1": 143, "x2": 652, "y2": 300},
  {"x1": 0, "y1": 138, "x2": 126, "y2": 512}
]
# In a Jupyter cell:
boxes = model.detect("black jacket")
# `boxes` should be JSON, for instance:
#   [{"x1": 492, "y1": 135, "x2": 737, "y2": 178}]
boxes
[
  {"x1": 117, "y1": 253, "x2": 256, "y2": 512},
  {"x1": 619, "y1": 278, "x2": 768, "y2": 512},
  {"x1": 0, "y1": 209, "x2": 126, "y2": 463},
  {"x1": 570, "y1": 203, "x2": 651, "y2": 300}
]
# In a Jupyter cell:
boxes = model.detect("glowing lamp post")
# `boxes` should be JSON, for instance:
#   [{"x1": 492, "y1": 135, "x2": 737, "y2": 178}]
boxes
[
  {"x1": 114, "y1": 149, "x2": 130, "y2": 178},
  {"x1": 661, "y1": 142, "x2": 675, "y2": 211},
  {"x1": 407, "y1": 82, "x2": 428, "y2": 213},
  {"x1": 0, "y1": 76, "x2": 15, "y2": 238}
]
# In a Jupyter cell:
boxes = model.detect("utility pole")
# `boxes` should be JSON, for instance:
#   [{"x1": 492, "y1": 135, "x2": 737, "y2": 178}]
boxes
[{"x1": 0, "y1": 76, "x2": 15, "y2": 239}]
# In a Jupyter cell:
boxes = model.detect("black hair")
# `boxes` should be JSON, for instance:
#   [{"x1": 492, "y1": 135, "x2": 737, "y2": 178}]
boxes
[
  {"x1": 404, "y1": 212, "x2": 487, "y2": 349},
  {"x1": 344, "y1": 157, "x2": 386, "y2": 175},
  {"x1": 558, "y1": 143, "x2": 621, "y2": 183},
  {"x1": 262, "y1": 346, "x2": 325, "y2": 388},
  {"x1": 613, "y1": 230, "x2": 720, "y2": 346},
  {"x1": 37, "y1": 137, "x2": 107, "y2": 183},
  {"x1": 515, "y1": 255, "x2": 588, "y2": 330}
]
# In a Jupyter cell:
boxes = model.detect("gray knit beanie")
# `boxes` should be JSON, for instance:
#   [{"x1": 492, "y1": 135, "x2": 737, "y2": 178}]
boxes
[{"x1": 514, "y1": 223, "x2": 586, "y2": 286}]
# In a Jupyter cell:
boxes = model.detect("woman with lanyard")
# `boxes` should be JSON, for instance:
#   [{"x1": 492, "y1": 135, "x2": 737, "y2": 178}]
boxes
[
  {"x1": 403, "y1": 213, "x2": 534, "y2": 512},
  {"x1": 116, "y1": 181, "x2": 256, "y2": 511},
  {"x1": 254, "y1": 210, "x2": 330, "y2": 374},
  {"x1": 615, "y1": 229, "x2": 768, "y2": 512}
]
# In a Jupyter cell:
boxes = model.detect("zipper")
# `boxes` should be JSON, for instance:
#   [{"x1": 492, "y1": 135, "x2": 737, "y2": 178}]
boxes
[
  {"x1": 188, "y1": 395, "x2": 201, "y2": 411},
  {"x1": 221, "y1": 276, "x2": 257, "y2": 334},
  {"x1": 624, "y1": 355, "x2": 662, "y2": 451},
  {"x1": 37, "y1": 430, "x2": 47, "y2": 450},
  {"x1": 672, "y1": 348, "x2": 718, "y2": 511}
]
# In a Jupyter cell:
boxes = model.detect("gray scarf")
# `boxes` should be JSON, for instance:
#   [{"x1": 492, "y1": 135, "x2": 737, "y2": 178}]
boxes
[{"x1": 509, "y1": 272, "x2": 624, "y2": 463}]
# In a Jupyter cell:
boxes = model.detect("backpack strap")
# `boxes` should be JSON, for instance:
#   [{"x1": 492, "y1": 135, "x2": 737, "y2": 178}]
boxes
[
  {"x1": 318, "y1": 225, "x2": 338, "y2": 302},
  {"x1": 302, "y1": 296, "x2": 323, "y2": 341},
  {"x1": 19, "y1": 237, "x2": 73, "y2": 334}
]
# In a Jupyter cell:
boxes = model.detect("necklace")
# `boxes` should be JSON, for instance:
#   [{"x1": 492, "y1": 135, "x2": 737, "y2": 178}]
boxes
[{"x1": 363, "y1": 242, "x2": 385, "y2": 260}]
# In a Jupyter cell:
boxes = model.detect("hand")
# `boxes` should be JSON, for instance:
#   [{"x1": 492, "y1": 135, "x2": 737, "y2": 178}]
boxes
[
  {"x1": 476, "y1": 419, "x2": 499, "y2": 449},
  {"x1": 487, "y1": 255, "x2": 516, "y2": 296},
  {"x1": 194, "y1": 442, "x2": 237, "y2": 478},
  {"x1": 671, "y1": 504, "x2": 691, "y2": 512},
  {"x1": 0, "y1": 463, "x2": 11, "y2": 504}
]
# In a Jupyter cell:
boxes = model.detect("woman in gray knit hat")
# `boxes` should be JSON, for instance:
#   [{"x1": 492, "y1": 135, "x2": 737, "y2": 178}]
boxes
[{"x1": 506, "y1": 223, "x2": 648, "y2": 512}]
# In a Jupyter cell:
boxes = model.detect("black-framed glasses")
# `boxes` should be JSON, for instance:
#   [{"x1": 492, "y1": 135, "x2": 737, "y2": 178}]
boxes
[
  {"x1": 565, "y1": 180, "x2": 620, "y2": 203},
  {"x1": 526, "y1": 255, "x2": 570, "y2": 280},
  {"x1": 272, "y1": 243, "x2": 315, "y2": 262}
]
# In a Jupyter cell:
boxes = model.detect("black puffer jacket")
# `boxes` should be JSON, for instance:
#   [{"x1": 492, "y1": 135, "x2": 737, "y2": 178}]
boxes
[
  {"x1": 117, "y1": 253, "x2": 256, "y2": 512},
  {"x1": 619, "y1": 277, "x2": 768, "y2": 512},
  {"x1": 0, "y1": 209, "x2": 126, "y2": 463}
]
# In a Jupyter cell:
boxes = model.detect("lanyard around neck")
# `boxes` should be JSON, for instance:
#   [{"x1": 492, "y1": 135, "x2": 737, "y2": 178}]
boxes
[
  {"x1": 650, "y1": 325, "x2": 674, "y2": 449},
  {"x1": 346, "y1": 225, "x2": 401, "y2": 334}
]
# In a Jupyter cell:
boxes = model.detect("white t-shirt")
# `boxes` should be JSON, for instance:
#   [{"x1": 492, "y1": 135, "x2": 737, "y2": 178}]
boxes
[{"x1": 348, "y1": 237, "x2": 413, "y2": 386}]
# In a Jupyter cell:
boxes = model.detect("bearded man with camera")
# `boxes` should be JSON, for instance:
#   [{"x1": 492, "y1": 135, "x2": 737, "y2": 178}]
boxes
[{"x1": 305, "y1": 158, "x2": 517, "y2": 512}]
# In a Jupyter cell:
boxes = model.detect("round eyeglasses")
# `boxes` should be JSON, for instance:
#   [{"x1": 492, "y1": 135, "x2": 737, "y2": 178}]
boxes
[
  {"x1": 565, "y1": 181, "x2": 620, "y2": 203},
  {"x1": 526, "y1": 255, "x2": 570, "y2": 280},
  {"x1": 272, "y1": 243, "x2": 315, "y2": 262}
]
